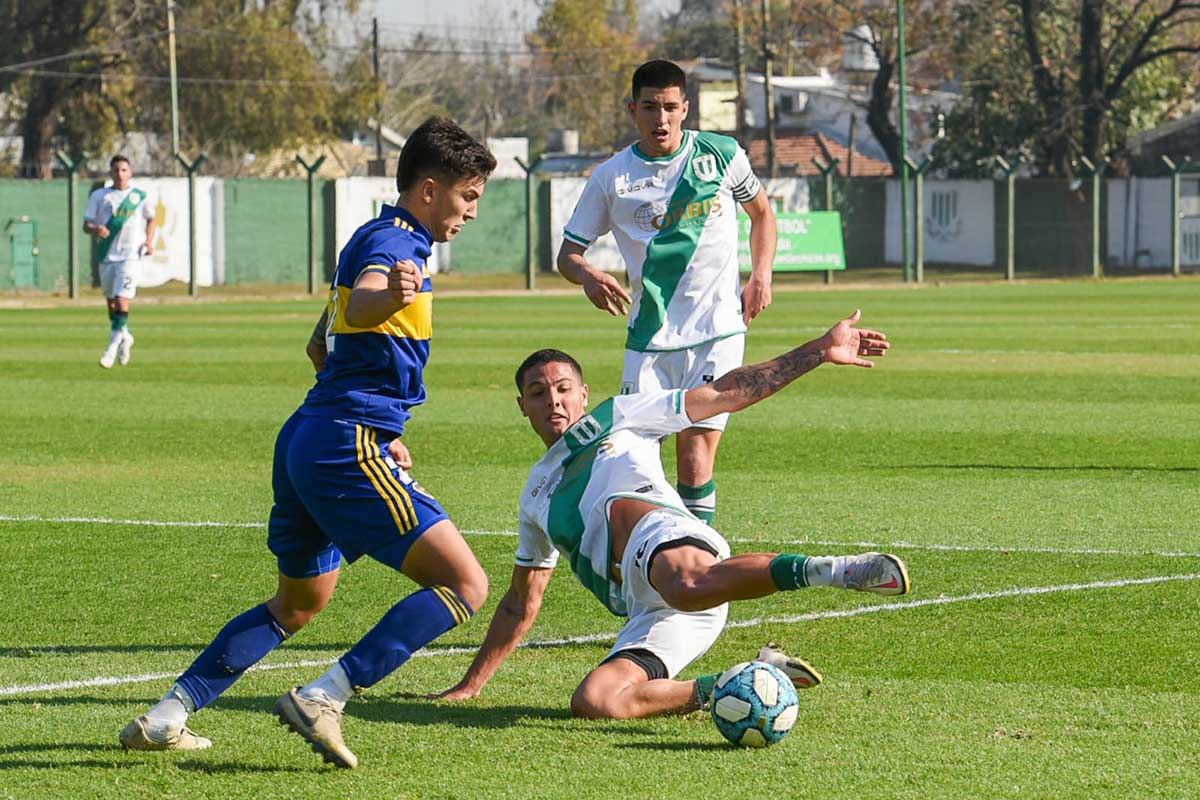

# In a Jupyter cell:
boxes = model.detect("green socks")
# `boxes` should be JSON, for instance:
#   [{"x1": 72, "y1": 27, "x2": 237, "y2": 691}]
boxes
[
  {"x1": 678, "y1": 479, "x2": 716, "y2": 524},
  {"x1": 694, "y1": 672, "x2": 719, "y2": 709},
  {"x1": 770, "y1": 554, "x2": 838, "y2": 590}
]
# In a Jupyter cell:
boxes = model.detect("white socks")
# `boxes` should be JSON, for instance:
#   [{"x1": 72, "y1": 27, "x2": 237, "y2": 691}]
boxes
[
  {"x1": 802, "y1": 556, "x2": 843, "y2": 588},
  {"x1": 144, "y1": 685, "x2": 194, "y2": 734},
  {"x1": 299, "y1": 663, "x2": 353, "y2": 710}
]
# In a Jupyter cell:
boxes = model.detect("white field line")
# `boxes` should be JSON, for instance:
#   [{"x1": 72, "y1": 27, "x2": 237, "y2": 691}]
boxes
[
  {"x1": 3, "y1": 514, "x2": 1199, "y2": 560},
  {"x1": 2, "y1": 572, "x2": 1197, "y2": 698}
]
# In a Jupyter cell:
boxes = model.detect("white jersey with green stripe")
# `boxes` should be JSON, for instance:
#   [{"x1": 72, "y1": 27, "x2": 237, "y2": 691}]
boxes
[
  {"x1": 516, "y1": 390, "x2": 696, "y2": 616},
  {"x1": 563, "y1": 130, "x2": 762, "y2": 353}
]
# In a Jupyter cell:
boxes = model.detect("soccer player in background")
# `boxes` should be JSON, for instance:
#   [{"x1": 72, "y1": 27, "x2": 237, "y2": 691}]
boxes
[
  {"x1": 119, "y1": 117, "x2": 497, "y2": 769},
  {"x1": 556, "y1": 59, "x2": 777, "y2": 525},
  {"x1": 436, "y1": 310, "x2": 910, "y2": 720},
  {"x1": 83, "y1": 155, "x2": 158, "y2": 369}
]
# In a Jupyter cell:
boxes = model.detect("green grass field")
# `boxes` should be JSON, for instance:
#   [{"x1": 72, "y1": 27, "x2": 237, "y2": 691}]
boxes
[{"x1": 1, "y1": 279, "x2": 1198, "y2": 799}]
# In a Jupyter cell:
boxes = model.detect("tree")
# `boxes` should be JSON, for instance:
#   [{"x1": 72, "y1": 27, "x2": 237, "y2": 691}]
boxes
[
  {"x1": 0, "y1": 0, "x2": 372, "y2": 177},
  {"x1": 933, "y1": 0, "x2": 1200, "y2": 177},
  {"x1": 803, "y1": 0, "x2": 958, "y2": 170},
  {"x1": 0, "y1": 1, "x2": 156, "y2": 177},
  {"x1": 530, "y1": 0, "x2": 648, "y2": 152}
]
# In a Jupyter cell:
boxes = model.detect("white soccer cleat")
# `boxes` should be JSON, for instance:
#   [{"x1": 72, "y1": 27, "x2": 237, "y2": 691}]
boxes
[
  {"x1": 842, "y1": 552, "x2": 910, "y2": 596},
  {"x1": 274, "y1": 688, "x2": 358, "y2": 769},
  {"x1": 119, "y1": 715, "x2": 212, "y2": 751},
  {"x1": 757, "y1": 643, "x2": 823, "y2": 689},
  {"x1": 99, "y1": 344, "x2": 118, "y2": 369},
  {"x1": 117, "y1": 330, "x2": 134, "y2": 366}
]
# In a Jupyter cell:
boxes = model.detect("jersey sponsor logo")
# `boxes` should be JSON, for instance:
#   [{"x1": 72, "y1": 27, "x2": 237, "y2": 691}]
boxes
[
  {"x1": 691, "y1": 154, "x2": 718, "y2": 182},
  {"x1": 702, "y1": 373, "x2": 714, "y2": 383},
  {"x1": 615, "y1": 172, "x2": 663, "y2": 196},
  {"x1": 620, "y1": 382, "x2": 634, "y2": 395},
  {"x1": 531, "y1": 474, "x2": 549, "y2": 498},
  {"x1": 634, "y1": 197, "x2": 723, "y2": 233}
]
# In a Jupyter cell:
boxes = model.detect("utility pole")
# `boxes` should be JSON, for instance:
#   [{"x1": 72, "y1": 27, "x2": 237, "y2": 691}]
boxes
[
  {"x1": 897, "y1": 0, "x2": 911, "y2": 281},
  {"x1": 373, "y1": 17, "x2": 382, "y2": 164},
  {"x1": 167, "y1": 0, "x2": 180, "y2": 157},
  {"x1": 732, "y1": 0, "x2": 748, "y2": 148},
  {"x1": 761, "y1": 0, "x2": 776, "y2": 178}
]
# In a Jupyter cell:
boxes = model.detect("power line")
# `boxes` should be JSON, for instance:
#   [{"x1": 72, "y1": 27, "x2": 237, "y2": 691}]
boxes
[{"x1": 0, "y1": 31, "x2": 172, "y2": 73}]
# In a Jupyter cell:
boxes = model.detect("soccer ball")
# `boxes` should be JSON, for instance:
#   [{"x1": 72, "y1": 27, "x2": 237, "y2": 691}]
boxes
[{"x1": 711, "y1": 660, "x2": 799, "y2": 747}]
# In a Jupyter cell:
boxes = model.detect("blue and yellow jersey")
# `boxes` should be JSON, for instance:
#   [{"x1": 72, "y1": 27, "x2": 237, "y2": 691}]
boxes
[{"x1": 299, "y1": 204, "x2": 433, "y2": 437}]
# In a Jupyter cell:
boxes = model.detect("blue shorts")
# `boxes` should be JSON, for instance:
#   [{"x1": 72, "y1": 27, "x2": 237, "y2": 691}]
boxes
[{"x1": 267, "y1": 411, "x2": 449, "y2": 578}]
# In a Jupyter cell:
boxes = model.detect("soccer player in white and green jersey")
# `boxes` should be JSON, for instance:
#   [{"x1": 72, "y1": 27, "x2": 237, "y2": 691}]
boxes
[
  {"x1": 436, "y1": 310, "x2": 910, "y2": 720},
  {"x1": 557, "y1": 59, "x2": 777, "y2": 526},
  {"x1": 84, "y1": 155, "x2": 157, "y2": 369}
]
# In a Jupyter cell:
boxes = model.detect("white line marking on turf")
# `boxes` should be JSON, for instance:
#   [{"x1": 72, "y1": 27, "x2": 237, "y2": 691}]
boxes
[
  {"x1": 4, "y1": 515, "x2": 1198, "y2": 560},
  {"x1": 3, "y1": 572, "x2": 1197, "y2": 698}
]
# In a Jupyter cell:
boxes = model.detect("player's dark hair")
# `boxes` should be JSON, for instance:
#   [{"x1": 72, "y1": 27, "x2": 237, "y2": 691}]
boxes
[
  {"x1": 631, "y1": 59, "x2": 687, "y2": 100},
  {"x1": 110, "y1": 154, "x2": 131, "y2": 168},
  {"x1": 515, "y1": 349, "x2": 584, "y2": 393},
  {"x1": 396, "y1": 116, "x2": 497, "y2": 193}
]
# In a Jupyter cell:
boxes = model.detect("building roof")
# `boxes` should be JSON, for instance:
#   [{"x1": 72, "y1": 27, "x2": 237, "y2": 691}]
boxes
[{"x1": 745, "y1": 129, "x2": 893, "y2": 177}]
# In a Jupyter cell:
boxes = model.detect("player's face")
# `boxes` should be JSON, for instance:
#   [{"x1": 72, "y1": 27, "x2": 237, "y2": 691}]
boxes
[
  {"x1": 110, "y1": 160, "x2": 132, "y2": 190},
  {"x1": 517, "y1": 361, "x2": 589, "y2": 447},
  {"x1": 628, "y1": 86, "x2": 688, "y2": 157},
  {"x1": 421, "y1": 175, "x2": 486, "y2": 242}
]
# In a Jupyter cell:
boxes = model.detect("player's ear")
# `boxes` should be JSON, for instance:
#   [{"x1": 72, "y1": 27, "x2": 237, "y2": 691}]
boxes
[
  {"x1": 581, "y1": 383, "x2": 589, "y2": 408},
  {"x1": 516, "y1": 394, "x2": 528, "y2": 417},
  {"x1": 420, "y1": 177, "x2": 437, "y2": 205},
  {"x1": 680, "y1": 98, "x2": 689, "y2": 117},
  {"x1": 627, "y1": 99, "x2": 637, "y2": 119}
]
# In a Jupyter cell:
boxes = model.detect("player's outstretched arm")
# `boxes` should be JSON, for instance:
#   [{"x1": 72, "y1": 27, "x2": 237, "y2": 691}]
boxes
[
  {"x1": 684, "y1": 309, "x2": 889, "y2": 422},
  {"x1": 557, "y1": 240, "x2": 631, "y2": 316},
  {"x1": 343, "y1": 259, "x2": 421, "y2": 328},
  {"x1": 434, "y1": 565, "x2": 553, "y2": 701}
]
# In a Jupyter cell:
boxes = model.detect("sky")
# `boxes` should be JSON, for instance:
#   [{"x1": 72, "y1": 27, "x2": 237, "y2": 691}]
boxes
[{"x1": 364, "y1": 0, "x2": 681, "y2": 48}]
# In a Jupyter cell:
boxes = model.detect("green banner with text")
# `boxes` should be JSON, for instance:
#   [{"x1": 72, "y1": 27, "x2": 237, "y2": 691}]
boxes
[{"x1": 739, "y1": 211, "x2": 845, "y2": 271}]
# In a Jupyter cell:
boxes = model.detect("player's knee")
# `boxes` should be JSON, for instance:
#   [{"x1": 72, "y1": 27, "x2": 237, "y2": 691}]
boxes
[
  {"x1": 453, "y1": 567, "x2": 489, "y2": 617},
  {"x1": 267, "y1": 594, "x2": 330, "y2": 633},
  {"x1": 570, "y1": 686, "x2": 626, "y2": 720}
]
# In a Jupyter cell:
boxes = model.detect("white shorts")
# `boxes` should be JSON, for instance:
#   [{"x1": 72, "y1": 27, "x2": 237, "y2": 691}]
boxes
[
  {"x1": 608, "y1": 508, "x2": 731, "y2": 678},
  {"x1": 620, "y1": 334, "x2": 745, "y2": 432},
  {"x1": 100, "y1": 259, "x2": 140, "y2": 299}
]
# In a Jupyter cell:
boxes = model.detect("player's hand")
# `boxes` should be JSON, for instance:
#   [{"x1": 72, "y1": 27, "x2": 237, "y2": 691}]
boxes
[
  {"x1": 140, "y1": 243, "x2": 153, "y2": 257},
  {"x1": 429, "y1": 681, "x2": 481, "y2": 702},
  {"x1": 741, "y1": 276, "x2": 772, "y2": 326},
  {"x1": 387, "y1": 438, "x2": 412, "y2": 470},
  {"x1": 94, "y1": 225, "x2": 110, "y2": 239},
  {"x1": 582, "y1": 268, "x2": 631, "y2": 316},
  {"x1": 388, "y1": 259, "x2": 422, "y2": 306},
  {"x1": 818, "y1": 309, "x2": 889, "y2": 367}
]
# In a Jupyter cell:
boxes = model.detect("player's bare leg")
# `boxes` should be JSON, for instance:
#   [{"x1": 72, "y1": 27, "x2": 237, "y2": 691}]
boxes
[
  {"x1": 676, "y1": 427, "x2": 721, "y2": 523},
  {"x1": 280, "y1": 521, "x2": 488, "y2": 768},
  {"x1": 123, "y1": 570, "x2": 339, "y2": 753},
  {"x1": 571, "y1": 658, "x2": 696, "y2": 719}
]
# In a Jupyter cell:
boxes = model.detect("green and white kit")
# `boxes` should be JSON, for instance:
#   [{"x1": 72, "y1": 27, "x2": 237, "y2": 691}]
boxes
[
  {"x1": 517, "y1": 389, "x2": 732, "y2": 676},
  {"x1": 563, "y1": 130, "x2": 762, "y2": 354}
]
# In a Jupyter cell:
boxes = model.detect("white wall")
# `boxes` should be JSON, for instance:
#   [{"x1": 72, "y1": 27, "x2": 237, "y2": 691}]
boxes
[{"x1": 886, "y1": 179, "x2": 995, "y2": 265}]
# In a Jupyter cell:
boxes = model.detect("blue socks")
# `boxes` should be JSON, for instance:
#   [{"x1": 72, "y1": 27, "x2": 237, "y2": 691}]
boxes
[
  {"x1": 175, "y1": 603, "x2": 289, "y2": 711},
  {"x1": 339, "y1": 586, "x2": 474, "y2": 692},
  {"x1": 173, "y1": 586, "x2": 473, "y2": 710}
]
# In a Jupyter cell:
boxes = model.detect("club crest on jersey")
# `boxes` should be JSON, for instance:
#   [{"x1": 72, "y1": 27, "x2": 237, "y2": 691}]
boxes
[{"x1": 691, "y1": 154, "x2": 718, "y2": 182}]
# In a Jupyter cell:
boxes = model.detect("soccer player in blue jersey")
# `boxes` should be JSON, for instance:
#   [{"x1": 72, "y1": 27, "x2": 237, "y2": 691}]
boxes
[
  {"x1": 438, "y1": 311, "x2": 910, "y2": 720},
  {"x1": 120, "y1": 117, "x2": 497, "y2": 769}
]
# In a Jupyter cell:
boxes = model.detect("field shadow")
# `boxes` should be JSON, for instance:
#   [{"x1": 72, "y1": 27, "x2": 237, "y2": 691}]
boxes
[
  {"x1": 0, "y1": 740, "x2": 335, "y2": 774},
  {"x1": 617, "y1": 741, "x2": 730, "y2": 752}
]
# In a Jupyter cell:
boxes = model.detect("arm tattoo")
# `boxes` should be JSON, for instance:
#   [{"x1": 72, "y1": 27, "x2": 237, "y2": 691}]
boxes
[
  {"x1": 712, "y1": 346, "x2": 823, "y2": 407},
  {"x1": 308, "y1": 309, "x2": 328, "y2": 349}
]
